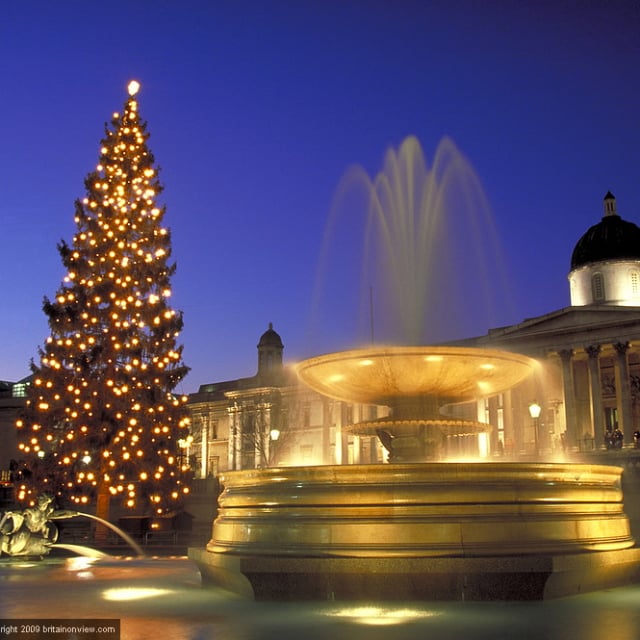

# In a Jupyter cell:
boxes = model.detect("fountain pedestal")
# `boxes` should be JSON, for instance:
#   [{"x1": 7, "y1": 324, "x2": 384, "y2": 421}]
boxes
[{"x1": 190, "y1": 462, "x2": 640, "y2": 600}]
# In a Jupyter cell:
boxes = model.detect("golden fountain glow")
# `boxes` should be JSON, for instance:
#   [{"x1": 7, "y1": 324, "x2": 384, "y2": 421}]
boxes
[
  {"x1": 102, "y1": 587, "x2": 173, "y2": 601},
  {"x1": 324, "y1": 606, "x2": 437, "y2": 626},
  {"x1": 296, "y1": 345, "x2": 537, "y2": 406}
]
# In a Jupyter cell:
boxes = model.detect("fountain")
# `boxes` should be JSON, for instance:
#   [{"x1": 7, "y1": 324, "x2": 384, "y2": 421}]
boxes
[
  {"x1": 295, "y1": 345, "x2": 535, "y2": 461},
  {"x1": 0, "y1": 494, "x2": 145, "y2": 558},
  {"x1": 190, "y1": 137, "x2": 640, "y2": 601}
]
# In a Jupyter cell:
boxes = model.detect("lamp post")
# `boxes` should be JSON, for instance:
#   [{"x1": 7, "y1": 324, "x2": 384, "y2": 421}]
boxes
[
  {"x1": 529, "y1": 402, "x2": 542, "y2": 456},
  {"x1": 178, "y1": 435, "x2": 194, "y2": 470},
  {"x1": 268, "y1": 428, "x2": 280, "y2": 467}
]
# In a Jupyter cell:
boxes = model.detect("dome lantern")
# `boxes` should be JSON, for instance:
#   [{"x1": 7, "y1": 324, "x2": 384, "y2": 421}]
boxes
[
  {"x1": 604, "y1": 191, "x2": 617, "y2": 217},
  {"x1": 569, "y1": 193, "x2": 640, "y2": 306},
  {"x1": 256, "y1": 323, "x2": 284, "y2": 378}
]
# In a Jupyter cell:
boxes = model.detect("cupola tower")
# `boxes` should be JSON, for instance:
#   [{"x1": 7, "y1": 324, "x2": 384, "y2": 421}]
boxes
[
  {"x1": 569, "y1": 192, "x2": 640, "y2": 306},
  {"x1": 256, "y1": 323, "x2": 284, "y2": 379}
]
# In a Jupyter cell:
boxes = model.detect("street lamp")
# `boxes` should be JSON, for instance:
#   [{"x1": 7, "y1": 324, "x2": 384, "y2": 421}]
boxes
[
  {"x1": 529, "y1": 402, "x2": 542, "y2": 455},
  {"x1": 267, "y1": 428, "x2": 281, "y2": 468},
  {"x1": 178, "y1": 435, "x2": 194, "y2": 469}
]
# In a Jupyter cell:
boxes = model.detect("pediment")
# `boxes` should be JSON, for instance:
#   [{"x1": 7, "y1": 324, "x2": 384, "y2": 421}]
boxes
[
  {"x1": 495, "y1": 306, "x2": 640, "y2": 336},
  {"x1": 457, "y1": 306, "x2": 640, "y2": 355}
]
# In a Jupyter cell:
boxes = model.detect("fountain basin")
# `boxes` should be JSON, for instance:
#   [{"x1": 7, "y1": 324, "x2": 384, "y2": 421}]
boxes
[
  {"x1": 294, "y1": 346, "x2": 537, "y2": 408},
  {"x1": 190, "y1": 462, "x2": 640, "y2": 600},
  {"x1": 295, "y1": 346, "x2": 538, "y2": 461}
]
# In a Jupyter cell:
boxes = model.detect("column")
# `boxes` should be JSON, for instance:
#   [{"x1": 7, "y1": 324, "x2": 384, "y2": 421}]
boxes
[
  {"x1": 336, "y1": 402, "x2": 351, "y2": 464},
  {"x1": 227, "y1": 403, "x2": 239, "y2": 470},
  {"x1": 559, "y1": 349, "x2": 578, "y2": 450},
  {"x1": 200, "y1": 414, "x2": 208, "y2": 479},
  {"x1": 614, "y1": 341, "x2": 633, "y2": 443},
  {"x1": 585, "y1": 345, "x2": 605, "y2": 448},
  {"x1": 333, "y1": 403, "x2": 344, "y2": 464},
  {"x1": 255, "y1": 401, "x2": 271, "y2": 468},
  {"x1": 264, "y1": 402, "x2": 272, "y2": 466},
  {"x1": 501, "y1": 392, "x2": 512, "y2": 457},
  {"x1": 322, "y1": 399, "x2": 332, "y2": 464}
]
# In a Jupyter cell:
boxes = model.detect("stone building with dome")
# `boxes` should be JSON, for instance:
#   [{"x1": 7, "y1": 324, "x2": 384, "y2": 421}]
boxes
[
  {"x1": 186, "y1": 192, "x2": 640, "y2": 472},
  {"x1": 186, "y1": 323, "x2": 387, "y2": 476},
  {"x1": 462, "y1": 191, "x2": 640, "y2": 455}
]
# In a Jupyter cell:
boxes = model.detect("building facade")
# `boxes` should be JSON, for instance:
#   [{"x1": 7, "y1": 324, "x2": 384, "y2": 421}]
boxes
[
  {"x1": 186, "y1": 193, "x2": 640, "y2": 471},
  {"x1": 469, "y1": 192, "x2": 640, "y2": 454},
  {"x1": 187, "y1": 323, "x2": 387, "y2": 476},
  {"x1": 0, "y1": 378, "x2": 30, "y2": 506}
]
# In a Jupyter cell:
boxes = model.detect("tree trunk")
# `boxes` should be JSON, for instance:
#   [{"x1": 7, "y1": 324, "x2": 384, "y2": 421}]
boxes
[{"x1": 94, "y1": 486, "x2": 111, "y2": 545}]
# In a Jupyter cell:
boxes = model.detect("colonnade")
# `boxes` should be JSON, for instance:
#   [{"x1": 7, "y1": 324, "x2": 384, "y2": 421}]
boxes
[
  {"x1": 558, "y1": 342, "x2": 634, "y2": 450},
  {"x1": 227, "y1": 396, "x2": 277, "y2": 470}
]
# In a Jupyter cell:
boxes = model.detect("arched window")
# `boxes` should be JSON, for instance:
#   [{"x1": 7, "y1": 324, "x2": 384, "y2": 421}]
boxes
[{"x1": 592, "y1": 272, "x2": 605, "y2": 302}]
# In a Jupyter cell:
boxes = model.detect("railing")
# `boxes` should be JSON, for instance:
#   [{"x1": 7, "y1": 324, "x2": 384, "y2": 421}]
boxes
[
  {"x1": 143, "y1": 530, "x2": 191, "y2": 545},
  {"x1": 189, "y1": 477, "x2": 220, "y2": 494}
]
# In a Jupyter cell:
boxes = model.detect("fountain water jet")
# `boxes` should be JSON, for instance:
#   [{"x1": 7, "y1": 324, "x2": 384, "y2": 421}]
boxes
[
  {"x1": 71, "y1": 512, "x2": 145, "y2": 557},
  {"x1": 0, "y1": 497, "x2": 145, "y2": 559},
  {"x1": 310, "y1": 135, "x2": 513, "y2": 350},
  {"x1": 190, "y1": 137, "x2": 640, "y2": 600},
  {"x1": 50, "y1": 543, "x2": 109, "y2": 558}
]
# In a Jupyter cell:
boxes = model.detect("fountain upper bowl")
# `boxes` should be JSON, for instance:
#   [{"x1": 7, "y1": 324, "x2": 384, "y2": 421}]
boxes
[{"x1": 295, "y1": 345, "x2": 538, "y2": 407}]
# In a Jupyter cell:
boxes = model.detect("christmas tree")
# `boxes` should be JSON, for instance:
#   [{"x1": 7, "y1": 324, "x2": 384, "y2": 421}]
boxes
[{"x1": 16, "y1": 81, "x2": 191, "y2": 518}]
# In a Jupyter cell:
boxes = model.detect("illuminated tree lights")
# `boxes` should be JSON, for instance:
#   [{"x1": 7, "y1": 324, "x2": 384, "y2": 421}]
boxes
[{"x1": 17, "y1": 81, "x2": 191, "y2": 516}]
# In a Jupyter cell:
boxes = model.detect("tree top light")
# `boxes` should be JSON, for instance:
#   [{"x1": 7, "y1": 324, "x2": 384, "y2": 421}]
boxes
[{"x1": 128, "y1": 80, "x2": 141, "y2": 96}]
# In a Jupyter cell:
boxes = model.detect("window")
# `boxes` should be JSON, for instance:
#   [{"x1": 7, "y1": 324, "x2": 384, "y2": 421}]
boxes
[
  {"x1": 302, "y1": 403, "x2": 310, "y2": 428},
  {"x1": 604, "y1": 407, "x2": 618, "y2": 432},
  {"x1": 345, "y1": 405, "x2": 353, "y2": 425},
  {"x1": 208, "y1": 456, "x2": 219, "y2": 477},
  {"x1": 12, "y1": 383, "x2": 26, "y2": 398},
  {"x1": 592, "y1": 273, "x2": 605, "y2": 302},
  {"x1": 496, "y1": 393, "x2": 504, "y2": 443},
  {"x1": 631, "y1": 270, "x2": 640, "y2": 296}
]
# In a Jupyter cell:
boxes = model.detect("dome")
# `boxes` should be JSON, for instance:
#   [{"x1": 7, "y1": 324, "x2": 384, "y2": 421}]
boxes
[
  {"x1": 571, "y1": 192, "x2": 640, "y2": 270},
  {"x1": 257, "y1": 323, "x2": 283, "y2": 349}
]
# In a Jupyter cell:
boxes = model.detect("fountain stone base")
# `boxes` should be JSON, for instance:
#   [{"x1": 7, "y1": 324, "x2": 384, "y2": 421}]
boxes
[{"x1": 190, "y1": 463, "x2": 640, "y2": 601}]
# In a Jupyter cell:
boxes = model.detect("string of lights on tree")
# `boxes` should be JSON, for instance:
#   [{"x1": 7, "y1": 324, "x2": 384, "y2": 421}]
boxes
[{"x1": 16, "y1": 81, "x2": 191, "y2": 515}]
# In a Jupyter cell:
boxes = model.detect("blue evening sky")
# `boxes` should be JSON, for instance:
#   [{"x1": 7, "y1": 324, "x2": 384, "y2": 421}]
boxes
[{"x1": 2, "y1": 1, "x2": 639, "y2": 392}]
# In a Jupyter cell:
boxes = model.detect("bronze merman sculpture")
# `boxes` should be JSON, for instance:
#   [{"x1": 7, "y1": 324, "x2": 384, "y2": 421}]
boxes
[{"x1": 0, "y1": 494, "x2": 77, "y2": 557}]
